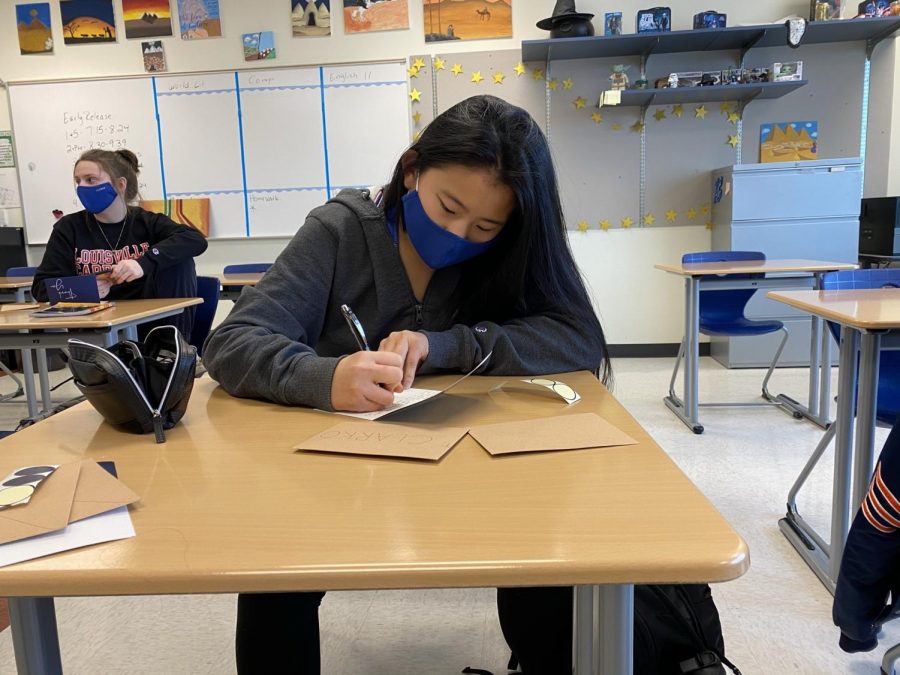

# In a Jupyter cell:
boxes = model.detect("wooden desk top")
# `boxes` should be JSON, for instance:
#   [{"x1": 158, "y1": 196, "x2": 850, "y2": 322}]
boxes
[
  {"x1": 219, "y1": 273, "x2": 264, "y2": 286},
  {"x1": 655, "y1": 259, "x2": 857, "y2": 277},
  {"x1": 0, "y1": 298, "x2": 202, "y2": 330},
  {"x1": 0, "y1": 276, "x2": 34, "y2": 289},
  {"x1": 767, "y1": 289, "x2": 900, "y2": 330},
  {"x1": 0, "y1": 371, "x2": 748, "y2": 597}
]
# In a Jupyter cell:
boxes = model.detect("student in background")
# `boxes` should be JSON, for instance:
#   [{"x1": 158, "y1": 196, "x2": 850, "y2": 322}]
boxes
[
  {"x1": 203, "y1": 94, "x2": 610, "y2": 674},
  {"x1": 32, "y1": 148, "x2": 208, "y2": 337}
]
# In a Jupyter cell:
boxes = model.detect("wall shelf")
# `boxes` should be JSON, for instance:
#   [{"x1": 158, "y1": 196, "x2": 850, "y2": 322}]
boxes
[
  {"x1": 522, "y1": 16, "x2": 900, "y2": 62},
  {"x1": 615, "y1": 80, "x2": 807, "y2": 108}
]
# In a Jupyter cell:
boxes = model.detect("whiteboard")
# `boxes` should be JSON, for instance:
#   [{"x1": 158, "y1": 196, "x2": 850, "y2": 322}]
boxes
[{"x1": 8, "y1": 61, "x2": 410, "y2": 243}]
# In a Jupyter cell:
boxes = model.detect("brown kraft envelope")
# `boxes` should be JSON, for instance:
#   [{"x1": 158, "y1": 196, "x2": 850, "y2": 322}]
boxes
[
  {"x1": 468, "y1": 413, "x2": 638, "y2": 456},
  {"x1": 0, "y1": 460, "x2": 81, "y2": 545},
  {"x1": 295, "y1": 421, "x2": 469, "y2": 461},
  {"x1": 68, "y1": 459, "x2": 141, "y2": 523}
]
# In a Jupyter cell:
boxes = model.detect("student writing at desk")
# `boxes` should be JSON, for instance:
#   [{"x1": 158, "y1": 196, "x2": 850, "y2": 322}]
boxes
[
  {"x1": 31, "y1": 149, "x2": 208, "y2": 337},
  {"x1": 203, "y1": 95, "x2": 610, "y2": 674}
]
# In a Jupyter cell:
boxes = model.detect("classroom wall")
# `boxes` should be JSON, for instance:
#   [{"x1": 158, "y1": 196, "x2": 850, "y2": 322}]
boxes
[{"x1": 0, "y1": 0, "x2": 894, "y2": 345}]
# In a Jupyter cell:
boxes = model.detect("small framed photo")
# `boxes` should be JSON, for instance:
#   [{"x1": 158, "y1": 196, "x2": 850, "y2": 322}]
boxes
[
  {"x1": 605, "y1": 12, "x2": 623, "y2": 35},
  {"x1": 773, "y1": 61, "x2": 803, "y2": 81}
]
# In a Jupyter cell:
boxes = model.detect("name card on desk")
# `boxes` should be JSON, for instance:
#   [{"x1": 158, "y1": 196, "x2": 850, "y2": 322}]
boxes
[
  {"x1": 295, "y1": 421, "x2": 468, "y2": 461},
  {"x1": 468, "y1": 413, "x2": 637, "y2": 456}
]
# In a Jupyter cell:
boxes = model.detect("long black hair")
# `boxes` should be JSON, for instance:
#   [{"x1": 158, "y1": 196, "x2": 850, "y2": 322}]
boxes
[{"x1": 382, "y1": 95, "x2": 611, "y2": 385}]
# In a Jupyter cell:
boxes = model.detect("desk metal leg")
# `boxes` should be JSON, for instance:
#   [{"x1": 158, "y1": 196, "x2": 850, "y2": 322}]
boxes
[
  {"x1": 852, "y1": 332, "x2": 881, "y2": 511},
  {"x1": 20, "y1": 348, "x2": 38, "y2": 419},
  {"x1": 574, "y1": 585, "x2": 596, "y2": 675},
  {"x1": 8, "y1": 597, "x2": 63, "y2": 675},
  {"x1": 773, "y1": 315, "x2": 831, "y2": 429},
  {"x1": 574, "y1": 584, "x2": 634, "y2": 675},
  {"x1": 819, "y1": 324, "x2": 833, "y2": 423},
  {"x1": 36, "y1": 349, "x2": 52, "y2": 414},
  {"x1": 664, "y1": 278, "x2": 703, "y2": 434}
]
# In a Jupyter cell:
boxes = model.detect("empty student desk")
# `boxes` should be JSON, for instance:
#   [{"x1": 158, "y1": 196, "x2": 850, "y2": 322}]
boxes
[
  {"x1": 769, "y1": 287, "x2": 900, "y2": 592},
  {"x1": 0, "y1": 276, "x2": 34, "y2": 304},
  {"x1": 655, "y1": 258, "x2": 857, "y2": 433},
  {"x1": 0, "y1": 371, "x2": 748, "y2": 675},
  {"x1": 218, "y1": 272, "x2": 264, "y2": 301}
]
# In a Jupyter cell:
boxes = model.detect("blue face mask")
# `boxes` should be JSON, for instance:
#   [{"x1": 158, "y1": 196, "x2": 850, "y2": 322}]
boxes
[
  {"x1": 401, "y1": 189, "x2": 499, "y2": 270},
  {"x1": 76, "y1": 183, "x2": 119, "y2": 214}
]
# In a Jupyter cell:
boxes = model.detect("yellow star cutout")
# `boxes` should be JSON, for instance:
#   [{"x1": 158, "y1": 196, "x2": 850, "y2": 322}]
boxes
[
  {"x1": 412, "y1": 110, "x2": 422, "y2": 124},
  {"x1": 694, "y1": 106, "x2": 707, "y2": 119},
  {"x1": 686, "y1": 208, "x2": 698, "y2": 220},
  {"x1": 610, "y1": 123, "x2": 623, "y2": 131},
  {"x1": 574, "y1": 97, "x2": 586, "y2": 109},
  {"x1": 665, "y1": 209, "x2": 678, "y2": 222},
  {"x1": 622, "y1": 217, "x2": 634, "y2": 229},
  {"x1": 493, "y1": 72, "x2": 505, "y2": 84},
  {"x1": 409, "y1": 88, "x2": 421, "y2": 102},
  {"x1": 548, "y1": 79, "x2": 558, "y2": 90},
  {"x1": 514, "y1": 62, "x2": 526, "y2": 76},
  {"x1": 451, "y1": 63, "x2": 463, "y2": 76},
  {"x1": 413, "y1": 57, "x2": 425, "y2": 70},
  {"x1": 407, "y1": 66, "x2": 419, "y2": 78},
  {"x1": 630, "y1": 120, "x2": 645, "y2": 132},
  {"x1": 591, "y1": 112, "x2": 603, "y2": 123},
  {"x1": 706, "y1": 220, "x2": 714, "y2": 230},
  {"x1": 727, "y1": 112, "x2": 740, "y2": 125},
  {"x1": 434, "y1": 57, "x2": 446, "y2": 71},
  {"x1": 562, "y1": 78, "x2": 574, "y2": 90},
  {"x1": 653, "y1": 109, "x2": 666, "y2": 122},
  {"x1": 532, "y1": 68, "x2": 544, "y2": 80},
  {"x1": 720, "y1": 102, "x2": 733, "y2": 114},
  {"x1": 643, "y1": 213, "x2": 656, "y2": 226},
  {"x1": 471, "y1": 71, "x2": 484, "y2": 84},
  {"x1": 599, "y1": 219, "x2": 611, "y2": 231},
  {"x1": 413, "y1": 130, "x2": 422, "y2": 141},
  {"x1": 727, "y1": 134, "x2": 740, "y2": 148},
  {"x1": 701, "y1": 205, "x2": 710, "y2": 215},
  {"x1": 672, "y1": 104, "x2": 684, "y2": 118},
  {"x1": 577, "y1": 220, "x2": 589, "y2": 233}
]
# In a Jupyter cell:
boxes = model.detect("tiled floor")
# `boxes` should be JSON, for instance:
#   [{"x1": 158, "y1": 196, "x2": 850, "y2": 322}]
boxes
[{"x1": 0, "y1": 357, "x2": 896, "y2": 674}]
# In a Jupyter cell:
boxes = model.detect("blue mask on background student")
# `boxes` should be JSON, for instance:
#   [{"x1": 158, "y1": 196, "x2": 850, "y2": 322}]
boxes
[
  {"x1": 76, "y1": 183, "x2": 119, "y2": 214},
  {"x1": 401, "y1": 188, "x2": 498, "y2": 269}
]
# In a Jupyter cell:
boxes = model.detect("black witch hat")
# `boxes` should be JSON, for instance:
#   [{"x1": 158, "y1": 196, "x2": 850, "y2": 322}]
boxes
[{"x1": 536, "y1": 0, "x2": 595, "y2": 31}]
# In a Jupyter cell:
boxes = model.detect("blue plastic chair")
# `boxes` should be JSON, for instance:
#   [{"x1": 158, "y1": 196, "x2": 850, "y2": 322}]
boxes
[
  {"x1": 5, "y1": 266, "x2": 36, "y2": 277},
  {"x1": 189, "y1": 276, "x2": 220, "y2": 358},
  {"x1": 223, "y1": 263, "x2": 272, "y2": 274},
  {"x1": 0, "y1": 267, "x2": 37, "y2": 400},
  {"x1": 668, "y1": 251, "x2": 789, "y2": 408}
]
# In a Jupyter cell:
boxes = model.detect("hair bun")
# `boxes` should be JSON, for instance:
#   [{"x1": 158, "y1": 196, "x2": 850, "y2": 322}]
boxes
[{"x1": 115, "y1": 149, "x2": 140, "y2": 174}]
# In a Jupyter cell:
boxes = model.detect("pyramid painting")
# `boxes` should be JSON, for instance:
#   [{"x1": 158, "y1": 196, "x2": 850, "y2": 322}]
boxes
[
  {"x1": 16, "y1": 3, "x2": 53, "y2": 54},
  {"x1": 760, "y1": 121, "x2": 818, "y2": 163},
  {"x1": 292, "y1": 0, "x2": 331, "y2": 37}
]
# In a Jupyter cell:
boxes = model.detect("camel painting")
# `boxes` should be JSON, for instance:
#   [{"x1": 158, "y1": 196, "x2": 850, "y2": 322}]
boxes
[{"x1": 424, "y1": 0, "x2": 511, "y2": 42}]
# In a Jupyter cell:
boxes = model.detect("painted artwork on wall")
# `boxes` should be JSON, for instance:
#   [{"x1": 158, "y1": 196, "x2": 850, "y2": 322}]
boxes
[
  {"x1": 424, "y1": 0, "x2": 512, "y2": 42},
  {"x1": 243, "y1": 31, "x2": 276, "y2": 60},
  {"x1": 122, "y1": 0, "x2": 173, "y2": 39},
  {"x1": 343, "y1": 0, "x2": 409, "y2": 34},
  {"x1": 60, "y1": 0, "x2": 117, "y2": 44},
  {"x1": 177, "y1": 0, "x2": 222, "y2": 39},
  {"x1": 15, "y1": 3, "x2": 53, "y2": 54},
  {"x1": 292, "y1": 0, "x2": 331, "y2": 36},
  {"x1": 141, "y1": 39, "x2": 166, "y2": 72},
  {"x1": 140, "y1": 199, "x2": 210, "y2": 236},
  {"x1": 760, "y1": 121, "x2": 818, "y2": 163}
]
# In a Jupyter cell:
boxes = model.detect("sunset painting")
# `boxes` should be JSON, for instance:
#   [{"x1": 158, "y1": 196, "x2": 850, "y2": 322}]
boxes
[
  {"x1": 16, "y1": 3, "x2": 53, "y2": 54},
  {"x1": 60, "y1": 0, "x2": 117, "y2": 44},
  {"x1": 424, "y1": 0, "x2": 512, "y2": 42},
  {"x1": 343, "y1": 0, "x2": 409, "y2": 34},
  {"x1": 122, "y1": 0, "x2": 172, "y2": 39}
]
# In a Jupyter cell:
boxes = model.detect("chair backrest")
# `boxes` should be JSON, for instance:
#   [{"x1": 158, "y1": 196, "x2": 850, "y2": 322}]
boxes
[
  {"x1": 6, "y1": 266, "x2": 36, "y2": 277},
  {"x1": 223, "y1": 263, "x2": 272, "y2": 274},
  {"x1": 189, "y1": 276, "x2": 220, "y2": 357},
  {"x1": 821, "y1": 269, "x2": 900, "y2": 425},
  {"x1": 684, "y1": 251, "x2": 767, "y2": 326}
]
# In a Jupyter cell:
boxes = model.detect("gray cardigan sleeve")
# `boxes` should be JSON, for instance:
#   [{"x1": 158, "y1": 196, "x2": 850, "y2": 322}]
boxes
[{"x1": 203, "y1": 215, "x2": 343, "y2": 410}]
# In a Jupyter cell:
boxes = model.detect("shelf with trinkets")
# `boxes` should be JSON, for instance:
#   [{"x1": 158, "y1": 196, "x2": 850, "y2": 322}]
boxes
[
  {"x1": 521, "y1": 15, "x2": 900, "y2": 62},
  {"x1": 611, "y1": 79, "x2": 807, "y2": 108}
]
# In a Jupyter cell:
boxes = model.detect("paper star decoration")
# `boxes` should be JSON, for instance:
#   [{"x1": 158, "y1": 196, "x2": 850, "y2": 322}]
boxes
[
  {"x1": 407, "y1": 66, "x2": 419, "y2": 78},
  {"x1": 727, "y1": 112, "x2": 740, "y2": 125},
  {"x1": 672, "y1": 104, "x2": 684, "y2": 118},
  {"x1": 720, "y1": 102, "x2": 733, "y2": 114},
  {"x1": 574, "y1": 97, "x2": 586, "y2": 109},
  {"x1": 451, "y1": 63, "x2": 463, "y2": 76},
  {"x1": 514, "y1": 62, "x2": 526, "y2": 76},
  {"x1": 562, "y1": 78, "x2": 574, "y2": 90},
  {"x1": 532, "y1": 68, "x2": 544, "y2": 80},
  {"x1": 653, "y1": 109, "x2": 666, "y2": 122},
  {"x1": 433, "y1": 57, "x2": 445, "y2": 71},
  {"x1": 409, "y1": 88, "x2": 421, "y2": 102},
  {"x1": 577, "y1": 220, "x2": 589, "y2": 233},
  {"x1": 631, "y1": 120, "x2": 645, "y2": 132},
  {"x1": 686, "y1": 208, "x2": 698, "y2": 220},
  {"x1": 706, "y1": 221, "x2": 714, "y2": 230},
  {"x1": 471, "y1": 71, "x2": 484, "y2": 84},
  {"x1": 548, "y1": 79, "x2": 558, "y2": 90},
  {"x1": 610, "y1": 123, "x2": 623, "y2": 131},
  {"x1": 599, "y1": 219, "x2": 611, "y2": 231},
  {"x1": 643, "y1": 213, "x2": 656, "y2": 226},
  {"x1": 413, "y1": 130, "x2": 422, "y2": 141},
  {"x1": 665, "y1": 209, "x2": 678, "y2": 222},
  {"x1": 591, "y1": 112, "x2": 603, "y2": 123},
  {"x1": 622, "y1": 217, "x2": 634, "y2": 229},
  {"x1": 694, "y1": 106, "x2": 707, "y2": 119},
  {"x1": 701, "y1": 205, "x2": 710, "y2": 215},
  {"x1": 412, "y1": 110, "x2": 422, "y2": 124},
  {"x1": 413, "y1": 57, "x2": 426, "y2": 70},
  {"x1": 727, "y1": 134, "x2": 740, "y2": 148},
  {"x1": 493, "y1": 72, "x2": 505, "y2": 84}
]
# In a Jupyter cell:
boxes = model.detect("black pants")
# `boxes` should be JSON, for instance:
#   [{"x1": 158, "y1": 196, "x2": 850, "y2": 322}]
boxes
[
  {"x1": 134, "y1": 258, "x2": 198, "y2": 340},
  {"x1": 235, "y1": 586, "x2": 572, "y2": 675}
]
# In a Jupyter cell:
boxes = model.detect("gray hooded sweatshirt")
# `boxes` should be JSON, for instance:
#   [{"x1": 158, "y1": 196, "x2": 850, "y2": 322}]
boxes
[{"x1": 203, "y1": 189, "x2": 603, "y2": 410}]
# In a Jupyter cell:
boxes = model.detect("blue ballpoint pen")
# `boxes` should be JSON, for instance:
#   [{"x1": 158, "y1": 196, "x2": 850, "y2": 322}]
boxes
[{"x1": 340, "y1": 304, "x2": 371, "y2": 351}]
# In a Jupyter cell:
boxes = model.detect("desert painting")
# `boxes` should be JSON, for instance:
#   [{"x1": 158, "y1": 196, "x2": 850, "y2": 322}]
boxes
[
  {"x1": 16, "y1": 3, "x2": 53, "y2": 54},
  {"x1": 424, "y1": 0, "x2": 511, "y2": 42},
  {"x1": 123, "y1": 0, "x2": 173, "y2": 39},
  {"x1": 343, "y1": 0, "x2": 409, "y2": 34},
  {"x1": 60, "y1": 0, "x2": 117, "y2": 44},
  {"x1": 292, "y1": 0, "x2": 331, "y2": 37}
]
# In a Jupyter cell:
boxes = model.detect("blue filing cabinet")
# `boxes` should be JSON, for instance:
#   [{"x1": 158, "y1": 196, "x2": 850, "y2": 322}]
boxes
[{"x1": 710, "y1": 158, "x2": 861, "y2": 367}]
